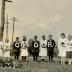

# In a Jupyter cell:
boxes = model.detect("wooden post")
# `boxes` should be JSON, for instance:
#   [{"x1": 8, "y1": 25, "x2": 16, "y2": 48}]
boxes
[{"x1": 0, "y1": 0, "x2": 12, "y2": 41}]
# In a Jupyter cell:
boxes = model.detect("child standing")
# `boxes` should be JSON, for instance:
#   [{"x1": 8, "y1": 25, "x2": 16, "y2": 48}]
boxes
[
  {"x1": 32, "y1": 36, "x2": 40, "y2": 62},
  {"x1": 20, "y1": 36, "x2": 28, "y2": 62},
  {"x1": 47, "y1": 34, "x2": 56, "y2": 62},
  {"x1": 66, "y1": 34, "x2": 72, "y2": 64},
  {"x1": 39, "y1": 35, "x2": 47, "y2": 62},
  {"x1": 3, "y1": 38, "x2": 11, "y2": 58},
  {"x1": 13, "y1": 37, "x2": 21, "y2": 61},
  {"x1": 0, "y1": 41, "x2": 3, "y2": 57},
  {"x1": 58, "y1": 33, "x2": 67, "y2": 64}
]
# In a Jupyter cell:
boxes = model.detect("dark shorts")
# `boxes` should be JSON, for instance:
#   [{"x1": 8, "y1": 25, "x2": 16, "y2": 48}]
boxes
[
  {"x1": 48, "y1": 51, "x2": 54, "y2": 57},
  {"x1": 14, "y1": 51, "x2": 20, "y2": 56},
  {"x1": 66, "y1": 51, "x2": 72, "y2": 58},
  {"x1": 32, "y1": 52, "x2": 39, "y2": 57}
]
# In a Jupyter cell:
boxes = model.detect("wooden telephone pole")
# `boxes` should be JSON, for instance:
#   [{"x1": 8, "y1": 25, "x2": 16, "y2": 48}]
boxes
[
  {"x1": 6, "y1": 15, "x2": 9, "y2": 39},
  {"x1": 10, "y1": 17, "x2": 17, "y2": 44},
  {"x1": 0, "y1": 0, "x2": 12, "y2": 41}
]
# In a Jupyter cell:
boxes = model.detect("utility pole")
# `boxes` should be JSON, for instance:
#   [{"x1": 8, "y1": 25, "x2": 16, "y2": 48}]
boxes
[
  {"x1": 0, "y1": 0, "x2": 12, "y2": 41},
  {"x1": 6, "y1": 14, "x2": 9, "y2": 40},
  {"x1": 10, "y1": 17, "x2": 17, "y2": 44}
]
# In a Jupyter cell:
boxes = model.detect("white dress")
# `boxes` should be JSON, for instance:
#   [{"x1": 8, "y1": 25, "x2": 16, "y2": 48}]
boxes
[
  {"x1": 39, "y1": 40, "x2": 47, "y2": 56},
  {"x1": 58, "y1": 38, "x2": 67, "y2": 57},
  {"x1": 20, "y1": 41, "x2": 28, "y2": 56},
  {"x1": 66, "y1": 40, "x2": 72, "y2": 51},
  {"x1": 0, "y1": 41, "x2": 3, "y2": 57},
  {"x1": 3, "y1": 42, "x2": 10, "y2": 58}
]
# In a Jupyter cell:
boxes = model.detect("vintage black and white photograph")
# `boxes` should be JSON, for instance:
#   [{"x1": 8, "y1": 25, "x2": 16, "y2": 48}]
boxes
[{"x1": 0, "y1": 0, "x2": 72, "y2": 72}]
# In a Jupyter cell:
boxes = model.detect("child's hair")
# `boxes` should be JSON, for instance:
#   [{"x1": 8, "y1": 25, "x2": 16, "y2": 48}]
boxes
[{"x1": 61, "y1": 33, "x2": 65, "y2": 36}]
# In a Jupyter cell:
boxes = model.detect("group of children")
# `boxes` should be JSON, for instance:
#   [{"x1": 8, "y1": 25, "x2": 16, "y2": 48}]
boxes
[
  {"x1": 58, "y1": 33, "x2": 72, "y2": 64},
  {"x1": 13, "y1": 35, "x2": 55, "y2": 63},
  {"x1": 0, "y1": 33, "x2": 72, "y2": 65}
]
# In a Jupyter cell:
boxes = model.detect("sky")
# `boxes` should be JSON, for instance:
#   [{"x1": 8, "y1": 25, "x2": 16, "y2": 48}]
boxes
[{"x1": 0, "y1": 0, "x2": 72, "y2": 42}]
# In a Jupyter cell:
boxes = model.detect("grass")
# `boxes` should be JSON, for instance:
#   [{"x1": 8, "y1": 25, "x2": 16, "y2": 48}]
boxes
[{"x1": 0, "y1": 57, "x2": 72, "y2": 72}]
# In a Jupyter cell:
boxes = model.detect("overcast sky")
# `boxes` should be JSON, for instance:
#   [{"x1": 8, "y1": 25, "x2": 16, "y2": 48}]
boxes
[{"x1": 0, "y1": 0, "x2": 72, "y2": 41}]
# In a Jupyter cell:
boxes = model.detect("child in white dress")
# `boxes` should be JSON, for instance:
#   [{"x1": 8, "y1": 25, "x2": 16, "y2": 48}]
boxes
[
  {"x1": 20, "y1": 36, "x2": 28, "y2": 62},
  {"x1": 39, "y1": 35, "x2": 47, "y2": 62},
  {"x1": 0, "y1": 41, "x2": 3, "y2": 57},
  {"x1": 58, "y1": 33, "x2": 67, "y2": 64},
  {"x1": 3, "y1": 38, "x2": 11, "y2": 58},
  {"x1": 66, "y1": 34, "x2": 72, "y2": 64}
]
